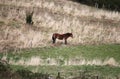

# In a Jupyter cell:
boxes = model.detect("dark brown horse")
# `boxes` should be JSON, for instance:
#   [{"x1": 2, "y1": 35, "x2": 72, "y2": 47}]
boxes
[{"x1": 52, "y1": 33, "x2": 73, "y2": 44}]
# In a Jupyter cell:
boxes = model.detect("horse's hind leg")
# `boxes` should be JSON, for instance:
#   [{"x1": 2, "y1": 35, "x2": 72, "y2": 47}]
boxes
[
  {"x1": 52, "y1": 36, "x2": 56, "y2": 44},
  {"x1": 53, "y1": 39, "x2": 56, "y2": 44}
]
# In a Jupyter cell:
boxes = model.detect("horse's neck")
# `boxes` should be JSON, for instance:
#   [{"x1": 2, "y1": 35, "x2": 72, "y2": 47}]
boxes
[{"x1": 63, "y1": 34, "x2": 70, "y2": 39}]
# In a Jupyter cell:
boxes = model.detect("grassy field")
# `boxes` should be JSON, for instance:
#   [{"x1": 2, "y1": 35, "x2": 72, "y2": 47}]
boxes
[
  {"x1": 0, "y1": 0, "x2": 120, "y2": 79},
  {"x1": 1, "y1": 44, "x2": 120, "y2": 60},
  {"x1": 10, "y1": 65, "x2": 120, "y2": 78},
  {"x1": 1, "y1": 44, "x2": 120, "y2": 78},
  {"x1": 0, "y1": 61, "x2": 120, "y2": 79},
  {"x1": 0, "y1": 44, "x2": 120, "y2": 66}
]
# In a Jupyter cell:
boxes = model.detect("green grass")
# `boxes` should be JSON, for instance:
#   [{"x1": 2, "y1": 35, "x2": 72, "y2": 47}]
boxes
[
  {"x1": 1, "y1": 61, "x2": 120, "y2": 79},
  {"x1": 1, "y1": 44, "x2": 120, "y2": 78},
  {"x1": 1, "y1": 44, "x2": 120, "y2": 63},
  {"x1": 11, "y1": 65, "x2": 120, "y2": 78}
]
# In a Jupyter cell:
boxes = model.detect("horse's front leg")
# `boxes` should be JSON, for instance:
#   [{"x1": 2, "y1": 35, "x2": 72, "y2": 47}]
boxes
[{"x1": 65, "y1": 39, "x2": 67, "y2": 44}]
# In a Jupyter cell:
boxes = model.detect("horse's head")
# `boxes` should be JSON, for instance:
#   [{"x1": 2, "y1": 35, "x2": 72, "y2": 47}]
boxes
[{"x1": 66, "y1": 33, "x2": 73, "y2": 38}]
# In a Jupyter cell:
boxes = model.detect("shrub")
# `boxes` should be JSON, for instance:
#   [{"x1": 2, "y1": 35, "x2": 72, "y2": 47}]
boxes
[{"x1": 26, "y1": 11, "x2": 34, "y2": 25}]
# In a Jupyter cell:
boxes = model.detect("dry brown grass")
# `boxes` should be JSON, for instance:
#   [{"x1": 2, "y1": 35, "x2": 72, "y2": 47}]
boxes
[
  {"x1": 0, "y1": 0, "x2": 120, "y2": 51},
  {"x1": 5, "y1": 56, "x2": 119, "y2": 66}
]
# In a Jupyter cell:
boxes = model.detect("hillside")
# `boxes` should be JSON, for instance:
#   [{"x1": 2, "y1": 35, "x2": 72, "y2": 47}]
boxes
[
  {"x1": 0, "y1": 0, "x2": 120, "y2": 51},
  {"x1": 0, "y1": 0, "x2": 120, "y2": 78}
]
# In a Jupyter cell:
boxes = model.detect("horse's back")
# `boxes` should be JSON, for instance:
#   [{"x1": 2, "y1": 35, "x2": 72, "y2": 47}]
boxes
[{"x1": 52, "y1": 33, "x2": 64, "y2": 40}]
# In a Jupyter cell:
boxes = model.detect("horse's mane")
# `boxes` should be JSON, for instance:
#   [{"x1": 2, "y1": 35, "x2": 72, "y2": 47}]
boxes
[{"x1": 64, "y1": 33, "x2": 72, "y2": 36}]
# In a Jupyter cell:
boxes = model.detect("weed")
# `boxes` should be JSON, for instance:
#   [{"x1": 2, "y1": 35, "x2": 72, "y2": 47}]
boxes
[
  {"x1": 0, "y1": 21, "x2": 5, "y2": 26},
  {"x1": 7, "y1": 21, "x2": 21, "y2": 28}
]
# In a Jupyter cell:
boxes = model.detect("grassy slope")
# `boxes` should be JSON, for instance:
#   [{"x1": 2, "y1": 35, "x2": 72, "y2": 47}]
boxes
[
  {"x1": 7, "y1": 44, "x2": 120, "y2": 60},
  {"x1": 1, "y1": 44, "x2": 120, "y2": 78},
  {"x1": 0, "y1": 0, "x2": 120, "y2": 50},
  {"x1": 0, "y1": 0, "x2": 120, "y2": 78},
  {"x1": 1, "y1": 44, "x2": 120, "y2": 66}
]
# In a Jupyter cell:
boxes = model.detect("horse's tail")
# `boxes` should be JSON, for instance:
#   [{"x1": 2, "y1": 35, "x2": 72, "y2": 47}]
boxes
[{"x1": 52, "y1": 34, "x2": 56, "y2": 44}]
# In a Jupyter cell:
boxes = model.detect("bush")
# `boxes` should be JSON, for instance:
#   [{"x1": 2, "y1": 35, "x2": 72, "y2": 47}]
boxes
[{"x1": 26, "y1": 11, "x2": 34, "y2": 25}]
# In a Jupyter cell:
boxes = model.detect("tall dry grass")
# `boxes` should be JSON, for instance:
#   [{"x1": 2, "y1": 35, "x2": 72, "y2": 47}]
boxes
[
  {"x1": 0, "y1": 0, "x2": 120, "y2": 51},
  {"x1": 6, "y1": 56, "x2": 119, "y2": 66}
]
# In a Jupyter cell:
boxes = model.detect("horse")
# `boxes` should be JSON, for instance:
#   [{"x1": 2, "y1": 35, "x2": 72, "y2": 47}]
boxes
[{"x1": 52, "y1": 33, "x2": 73, "y2": 44}]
